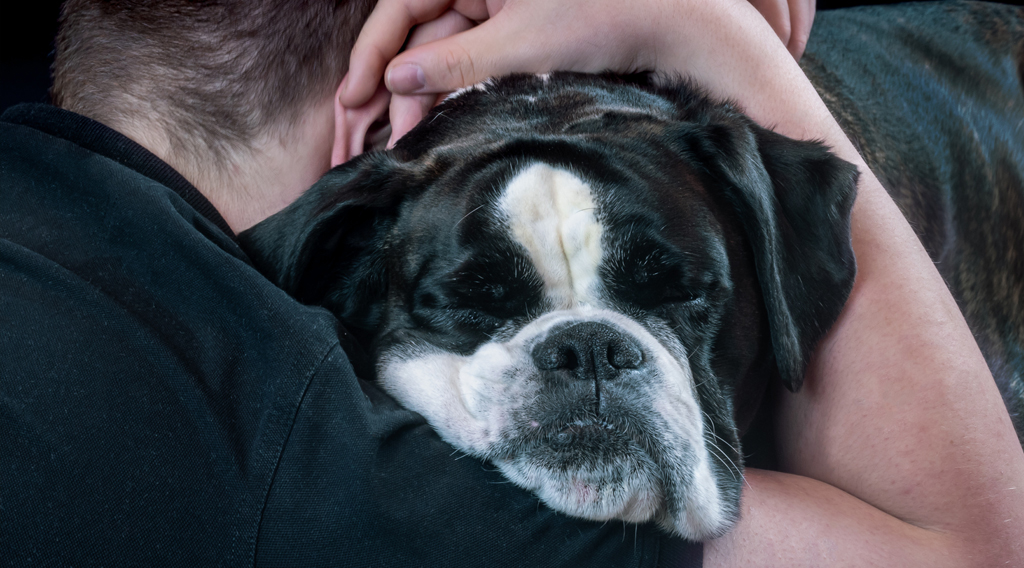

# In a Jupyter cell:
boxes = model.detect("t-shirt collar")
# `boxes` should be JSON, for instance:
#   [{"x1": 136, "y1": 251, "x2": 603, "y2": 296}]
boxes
[{"x1": 1, "y1": 103, "x2": 236, "y2": 238}]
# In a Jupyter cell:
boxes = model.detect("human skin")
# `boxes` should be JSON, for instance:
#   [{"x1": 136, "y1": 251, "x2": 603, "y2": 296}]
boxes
[
  {"x1": 337, "y1": 0, "x2": 1024, "y2": 565},
  {"x1": 748, "y1": 0, "x2": 815, "y2": 59}
]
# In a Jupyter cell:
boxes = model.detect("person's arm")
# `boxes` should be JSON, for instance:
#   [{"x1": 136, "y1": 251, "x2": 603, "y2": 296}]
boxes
[{"x1": 338, "y1": 1, "x2": 1024, "y2": 565}]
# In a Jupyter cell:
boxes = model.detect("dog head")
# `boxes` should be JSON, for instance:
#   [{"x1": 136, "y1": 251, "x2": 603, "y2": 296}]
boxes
[{"x1": 239, "y1": 73, "x2": 858, "y2": 540}]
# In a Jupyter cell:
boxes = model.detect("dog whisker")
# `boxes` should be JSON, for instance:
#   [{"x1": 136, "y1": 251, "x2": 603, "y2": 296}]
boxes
[
  {"x1": 455, "y1": 203, "x2": 487, "y2": 228},
  {"x1": 705, "y1": 442, "x2": 746, "y2": 490},
  {"x1": 428, "y1": 110, "x2": 449, "y2": 124}
]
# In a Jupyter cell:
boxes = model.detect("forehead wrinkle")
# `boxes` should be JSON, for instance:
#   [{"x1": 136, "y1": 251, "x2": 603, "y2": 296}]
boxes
[{"x1": 498, "y1": 163, "x2": 604, "y2": 309}]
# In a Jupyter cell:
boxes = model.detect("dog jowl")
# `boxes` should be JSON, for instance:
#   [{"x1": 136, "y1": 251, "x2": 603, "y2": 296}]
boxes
[{"x1": 239, "y1": 73, "x2": 858, "y2": 540}]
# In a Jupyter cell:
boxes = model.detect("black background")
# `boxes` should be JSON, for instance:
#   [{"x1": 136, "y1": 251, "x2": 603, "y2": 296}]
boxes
[{"x1": 2, "y1": 2, "x2": 63, "y2": 112}]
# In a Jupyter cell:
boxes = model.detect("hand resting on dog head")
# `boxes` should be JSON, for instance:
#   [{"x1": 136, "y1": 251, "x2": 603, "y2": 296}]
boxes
[{"x1": 339, "y1": 0, "x2": 817, "y2": 149}]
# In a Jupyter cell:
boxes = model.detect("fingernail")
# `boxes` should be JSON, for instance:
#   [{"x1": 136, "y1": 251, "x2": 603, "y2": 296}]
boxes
[{"x1": 387, "y1": 64, "x2": 426, "y2": 94}]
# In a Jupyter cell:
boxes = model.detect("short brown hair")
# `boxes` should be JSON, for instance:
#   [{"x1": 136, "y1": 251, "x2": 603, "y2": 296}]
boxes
[{"x1": 52, "y1": 0, "x2": 374, "y2": 159}]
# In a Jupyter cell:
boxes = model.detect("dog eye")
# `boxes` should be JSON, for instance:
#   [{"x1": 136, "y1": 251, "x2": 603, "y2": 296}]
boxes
[
  {"x1": 447, "y1": 255, "x2": 543, "y2": 320},
  {"x1": 633, "y1": 279, "x2": 704, "y2": 310},
  {"x1": 450, "y1": 280, "x2": 536, "y2": 320},
  {"x1": 606, "y1": 245, "x2": 707, "y2": 310},
  {"x1": 659, "y1": 287, "x2": 703, "y2": 305}
]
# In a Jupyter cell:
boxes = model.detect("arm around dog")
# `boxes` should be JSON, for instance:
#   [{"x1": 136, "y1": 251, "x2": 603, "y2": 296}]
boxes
[{"x1": 341, "y1": 0, "x2": 1024, "y2": 565}]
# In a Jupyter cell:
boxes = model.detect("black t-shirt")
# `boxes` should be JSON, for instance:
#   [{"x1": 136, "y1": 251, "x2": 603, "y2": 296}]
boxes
[{"x1": 0, "y1": 104, "x2": 700, "y2": 567}]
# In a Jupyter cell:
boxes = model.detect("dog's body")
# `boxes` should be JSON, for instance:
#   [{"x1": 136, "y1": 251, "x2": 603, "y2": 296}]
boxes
[{"x1": 240, "y1": 1, "x2": 1024, "y2": 541}]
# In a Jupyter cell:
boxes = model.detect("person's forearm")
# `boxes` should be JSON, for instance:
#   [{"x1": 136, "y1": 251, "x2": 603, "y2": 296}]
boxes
[{"x1": 705, "y1": 469, "x2": 954, "y2": 567}]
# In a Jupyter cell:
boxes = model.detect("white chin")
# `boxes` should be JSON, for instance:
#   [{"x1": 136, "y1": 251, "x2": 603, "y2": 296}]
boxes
[{"x1": 494, "y1": 458, "x2": 663, "y2": 524}]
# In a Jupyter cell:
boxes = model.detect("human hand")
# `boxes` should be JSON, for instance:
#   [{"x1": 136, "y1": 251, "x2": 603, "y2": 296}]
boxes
[
  {"x1": 342, "y1": 0, "x2": 814, "y2": 144},
  {"x1": 340, "y1": 0, "x2": 650, "y2": 145},
  {"x1": 385, "y1": 8, "x2": 475, "y2": 148},
  {"x1": 334, "y1": 7, "x2": 474, "y2": 161},
  {"x1": 340, "y1": 0, "x2": 821, "y2": 145}
]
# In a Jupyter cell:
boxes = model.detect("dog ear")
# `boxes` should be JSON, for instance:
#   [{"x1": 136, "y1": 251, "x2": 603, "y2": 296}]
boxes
[
  {"x1": 678, "y1": 119, "x2": 858, "y2": 392},
  {"x1": 238, "y1": 152, "x2": 407, "y2": 336}
]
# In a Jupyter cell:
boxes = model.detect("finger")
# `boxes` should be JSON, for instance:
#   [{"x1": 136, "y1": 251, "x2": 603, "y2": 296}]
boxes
[
  {"x1": 340, "y1": 0, "x2": 458, "y2": 107},
  {"x1": 387, "y1": 92, "x2": 440, "y2": 147},
  {"x1": 385, "y1": 10, "x2": 476, "y2": 146},
  {"x1": 787, "y1": 0, "x2": 815, "y2": 60},
  {"x1": 384, "y1": 14, "x2": 552, "y2": 95},
  {"x1": 406, "y1": 9, "x2": 477, "y2": 57},
  {"x1": 748, "y1": 0, "x2": 792, "y2": 49},
  {"x1": 449, "y1": 0, "x2": 493, "y2": 22}
]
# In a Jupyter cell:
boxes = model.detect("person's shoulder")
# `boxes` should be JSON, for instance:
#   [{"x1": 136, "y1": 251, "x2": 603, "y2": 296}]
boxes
[
  {"x1": 0, "y1": 105, "x2": 365, "y2": 566},
  {"x1": 2, "y1": 103, "x2": 237, "y2": 235}
]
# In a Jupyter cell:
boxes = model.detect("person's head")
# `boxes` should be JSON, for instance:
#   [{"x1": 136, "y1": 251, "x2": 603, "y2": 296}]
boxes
[{"x1": 51, "y1": 0, "x2": 385, "y2": 232}]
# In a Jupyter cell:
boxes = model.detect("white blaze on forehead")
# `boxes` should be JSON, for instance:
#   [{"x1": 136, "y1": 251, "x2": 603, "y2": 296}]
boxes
[{"x1": 498, "y1": 163, "x2": 604, "y2": 308}]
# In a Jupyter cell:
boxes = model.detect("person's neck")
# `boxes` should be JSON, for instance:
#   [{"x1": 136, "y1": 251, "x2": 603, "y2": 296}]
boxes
[{"x1": 118, "y1": 99, "x2": 336, "y2": 233}]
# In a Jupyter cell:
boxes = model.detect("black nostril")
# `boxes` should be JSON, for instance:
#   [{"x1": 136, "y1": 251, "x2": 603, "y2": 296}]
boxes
[
  {"x1": 562, "y1": 347, "x2": 579, "y2": 370},
  {"x1": 537, "y1": 344, "x2": 579, "y2": 371},
  {"x1": 531, "y1": 321, "x2": 644, "y2": 380},
  {"x1": 608, "y1": 341, "x2": 642, "y2": 369}
]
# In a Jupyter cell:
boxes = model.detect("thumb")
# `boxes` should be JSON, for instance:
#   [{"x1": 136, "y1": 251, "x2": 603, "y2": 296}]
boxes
[{"x1": 384, "y1": 17, "x2": 544, "y2": 95}]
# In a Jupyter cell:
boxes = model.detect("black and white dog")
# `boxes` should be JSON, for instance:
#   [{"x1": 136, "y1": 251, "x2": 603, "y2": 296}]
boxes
[
  {"x1": 241, "y1": 72, "x2": 858, "y2": 540},
  {"x1": 240, "y1": 2, "x2": 1024, "y2": 542}
]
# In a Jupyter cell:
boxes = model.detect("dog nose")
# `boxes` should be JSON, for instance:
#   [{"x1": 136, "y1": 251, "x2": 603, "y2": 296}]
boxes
[{"x1": 531, "y1": 321, "x2": 644, "y2": 382}]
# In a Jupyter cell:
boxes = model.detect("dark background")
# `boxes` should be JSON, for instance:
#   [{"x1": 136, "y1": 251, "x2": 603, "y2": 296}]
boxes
[
  {"x1": 1, "y1": 1, "x2": 927, "y2": 115},
  {"x1": 2, "y1": 2, "x2": 63, "y2": 112}
]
